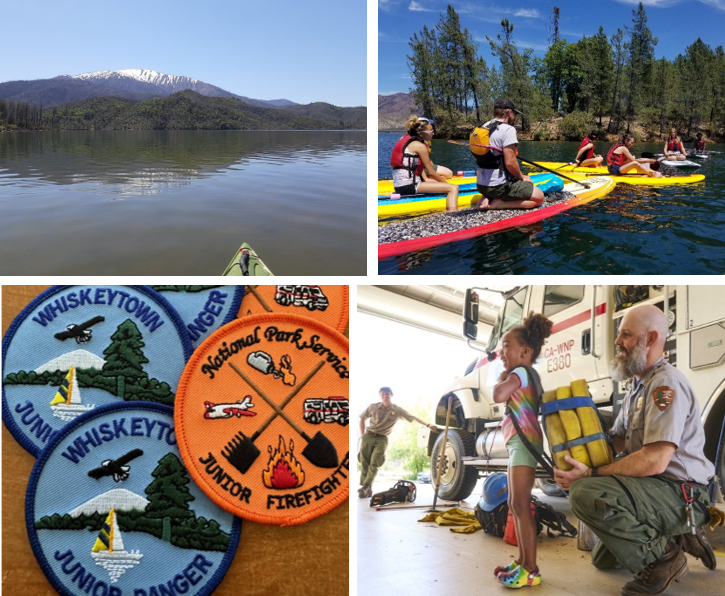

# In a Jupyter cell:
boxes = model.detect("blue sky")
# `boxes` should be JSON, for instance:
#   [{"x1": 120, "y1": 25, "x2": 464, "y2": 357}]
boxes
[
  {"x1": 1, "y1": 0, "x2": 367, "y2": 106},
  {"x1": 379, "y1": 0, "x2": 725, "y2": 95}
]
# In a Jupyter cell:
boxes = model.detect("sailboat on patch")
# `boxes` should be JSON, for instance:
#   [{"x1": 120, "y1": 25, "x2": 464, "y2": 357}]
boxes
[
  {"x1": 90, "y1": 508, "x2": 143, "y2": 583},
  {"x1": 49, "y1": 366, "x2": 95, "y2": 421}
]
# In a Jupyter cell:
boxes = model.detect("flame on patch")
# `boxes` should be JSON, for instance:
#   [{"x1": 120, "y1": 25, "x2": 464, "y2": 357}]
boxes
[{"x1": 263, "y1": 435, "x2": 305, "y2": 489}]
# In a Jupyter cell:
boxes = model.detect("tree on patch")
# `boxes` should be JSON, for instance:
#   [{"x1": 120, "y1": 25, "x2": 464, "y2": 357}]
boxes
[
  {"x1": 102, "y1": 319, "x2": 149, "y2": 398},
  {"x1": 145, "y1": 453, "x2": 195, "y2": 541}
]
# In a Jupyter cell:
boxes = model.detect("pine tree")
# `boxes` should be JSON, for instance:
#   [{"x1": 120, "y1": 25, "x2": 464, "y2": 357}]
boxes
[
  {"x1": 102, "y1": 319, "x2": 149, "y2": 398},
  {"x1": 145, "y1": 453, "x2": 195, "y2": 541}
]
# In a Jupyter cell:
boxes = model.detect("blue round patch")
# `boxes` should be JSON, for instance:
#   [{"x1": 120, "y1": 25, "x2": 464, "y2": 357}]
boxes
[
  {"x1": 149, "y1": 286, "x2": 245, "y2": 349},
  {"x1": 26, "y1": 402, "x2": 241, "y2": 596},
  {"x1": 2, "y1": 286, "x2": 193, "y2": 456}
]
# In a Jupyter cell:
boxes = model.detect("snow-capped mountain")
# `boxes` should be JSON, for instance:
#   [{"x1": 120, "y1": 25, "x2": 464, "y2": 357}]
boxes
[
  {"x1": 0, "y1": 69, "x2": 297, "y2": 108},
  {"x1": 68, "y1": 488, "x2": 149, "y2": 517},
  {"x1": 72, "y1": 68, "x2": 237, "y2": 98},
  {"x1": 70, "y1": 69, "x2": 296, "y2": 107},
  {"x1": 34, "y1": 349, "x2": 105, "y2": 374}
]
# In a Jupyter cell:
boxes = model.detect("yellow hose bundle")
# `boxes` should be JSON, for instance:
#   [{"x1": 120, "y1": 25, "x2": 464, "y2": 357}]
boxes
[
  {"x1": 570, "y1": 380, "x2": 613, "y2": 468},
  {"x1": 543, "y1": 380, "x2": 612, "y2": 470}
]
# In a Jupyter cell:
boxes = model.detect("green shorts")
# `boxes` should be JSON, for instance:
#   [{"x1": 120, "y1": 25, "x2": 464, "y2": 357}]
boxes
[
  {"x1": 506, "y1": 433, "x2": 542, "y2": 468},
  {"x1": 477, "y1": 179, "x2": 535, "y2": 201}
]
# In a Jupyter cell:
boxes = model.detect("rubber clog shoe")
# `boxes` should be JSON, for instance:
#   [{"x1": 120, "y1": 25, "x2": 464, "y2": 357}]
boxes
[
  {"x1": 497, "y1": 565, "x2": 542, "y2": 588},
  {"x1": 494, "y1": 560, "x2": 519, "y2": 577}
]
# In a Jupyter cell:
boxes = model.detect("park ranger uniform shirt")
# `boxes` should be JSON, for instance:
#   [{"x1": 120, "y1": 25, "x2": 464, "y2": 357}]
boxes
[
  {"x1": 612, "y1": 357, "x2": 714, "y2": 485},
  {"x1": 360, "y1": 403, "x2": 415, "y2": 436}
]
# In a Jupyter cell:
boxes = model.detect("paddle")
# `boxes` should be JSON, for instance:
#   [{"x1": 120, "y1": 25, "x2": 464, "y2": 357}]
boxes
[
  {"x1": 229, "y1": 362, "x2": 339, "y2": 469},
  {"x1": 447, "y1": 140, "x2": 590, "y2": 188}
]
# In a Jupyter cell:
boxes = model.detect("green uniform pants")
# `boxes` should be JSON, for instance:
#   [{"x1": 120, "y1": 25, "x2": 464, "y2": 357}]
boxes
[
  {"x1": 569, "y1": 475, "x2": 710, "y2": 574},
  {"x1": 359, "y1": 433, "x2": 388, "y2": 487}
]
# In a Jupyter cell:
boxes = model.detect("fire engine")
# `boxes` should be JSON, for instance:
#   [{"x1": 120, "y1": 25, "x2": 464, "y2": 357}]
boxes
[
  {"x1": 424, "y1": 285, "x2": 725, "y2": 502},
  {"x1": 274, "y1": 286, "x2": 329, "y2": 311},
  {"x1": 303, "y1": 397, "x2": 349, "y2": 426}
]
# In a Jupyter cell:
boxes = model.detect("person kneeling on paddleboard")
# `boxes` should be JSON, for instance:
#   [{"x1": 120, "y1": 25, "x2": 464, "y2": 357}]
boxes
[
  {"x1": 390, "y1": 116, "x2": 459, "y2": 210},
  {"x1": 574, "y1": 130, "x2": 604, "y2": 167},
  {"x1": 607, "y1": 135, "x2": 662, "y2": 178},
  {"x1": 664, "y1": 128, "x2": 687, "y2": 161},
  {"x1": 693, "y1": 132, "x2": 707, "y2": 154},
  {"x1": 472, "y1": 99, "x2": 544, "y2": 211}
]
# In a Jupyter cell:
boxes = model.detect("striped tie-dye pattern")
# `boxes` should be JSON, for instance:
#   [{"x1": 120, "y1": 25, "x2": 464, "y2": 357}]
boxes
[{"x1": 501, "y1": 367, "x2": 543, "y2": 451}]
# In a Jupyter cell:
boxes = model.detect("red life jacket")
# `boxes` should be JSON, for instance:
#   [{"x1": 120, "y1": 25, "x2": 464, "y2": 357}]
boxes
[
  {"x1": 607, "y1": 144, "x2": 627, "y2": 167},
  {"x1": 668, "y1": 137, "x2": 681, "y2": 152},
  {"x1": 390, "y1": 135, "x2": 425, "y2": 179},
  {"x1": 693, "y1": 139, "x2": 705, "y2": 151},
  {"x1": 578, "y1": 137, "x2": 595, "y2": 161}
]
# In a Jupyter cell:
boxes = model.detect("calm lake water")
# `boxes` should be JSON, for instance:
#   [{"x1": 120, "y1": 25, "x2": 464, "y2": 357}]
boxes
[
  {"x1": 379, "y1": 132, "x2": 725, "y2": 275},
  {"x1": 0, "y1": 130, "x2": 366, "y2": 275}
]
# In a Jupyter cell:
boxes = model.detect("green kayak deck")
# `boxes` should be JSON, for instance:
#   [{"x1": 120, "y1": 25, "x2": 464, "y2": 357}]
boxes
[{"x1": 222, "y1": 242, "x2": 274, "y2": 276}]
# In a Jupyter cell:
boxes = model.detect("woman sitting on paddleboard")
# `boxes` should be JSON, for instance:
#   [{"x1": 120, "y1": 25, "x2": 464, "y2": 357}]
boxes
[
  {"x1": 574, "y1": 130, "x2": 603, "y2": 167},
  {"x1": 607, "y1": 134, "x2": 662, "y2": 178},
  {"x1": 664, "y1": 128, "x2": 687, "y2": 161},
  {"x1": 693, "y1": 132, "x2": 707, "y2": 154},
  {"x1": 390, "y1": 116, "x2": 459, "y2": 210}
]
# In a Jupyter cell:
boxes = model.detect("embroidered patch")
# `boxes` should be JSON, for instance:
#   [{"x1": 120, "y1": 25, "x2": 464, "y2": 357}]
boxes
[
  {"x1": 175, "y1": 314, "x2": 349, "y2": 526},
  {"x1": 653, "y1": 386, "x2": 674, "y2": 411},
  {"x1": 2, "y1": 286, "x2": 192, "y2": 456},
  {"x1": 150, "y1": 285, "x2": 245, "y2": 349},
  {"x1": 25, "y1": 402, "x2": 241, "y2": 596},
  {"x1": 238, "y1": 285, "x2": 349, "y2": 334}
]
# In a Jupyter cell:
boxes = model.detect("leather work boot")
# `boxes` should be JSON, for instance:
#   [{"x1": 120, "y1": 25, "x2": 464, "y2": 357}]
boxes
[
  {"x1": 677, "y1": 528, "x2": 717, "y2": 570},
  {"x1": 620, "y1": 544, "x2": 688, "y2": 596}
]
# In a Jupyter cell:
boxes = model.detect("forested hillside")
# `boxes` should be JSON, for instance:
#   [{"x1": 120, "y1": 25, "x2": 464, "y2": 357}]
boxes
[
  {"x1": 0, "y1": 91, "x2": 365, "y2": 131},
  {"x1": 404, "y1": 3, "x2": 725, "y2": 141}
]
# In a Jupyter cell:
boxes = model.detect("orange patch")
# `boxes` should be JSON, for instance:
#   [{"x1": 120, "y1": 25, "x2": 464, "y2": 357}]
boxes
[
  {"x1": 653, "y1": 386, "x2": 674, "y2": 411},
  {"x1": 238, "y1": 285, "x2": 349, "y2": 334},
  {"x1": 175, "y1": 314, "x2": 349, "y2": 526}
]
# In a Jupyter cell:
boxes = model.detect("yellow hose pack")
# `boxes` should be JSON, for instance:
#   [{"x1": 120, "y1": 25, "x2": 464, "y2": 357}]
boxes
[{"x1": 542, "y1": 379, "x2": 613, "y2": 471}]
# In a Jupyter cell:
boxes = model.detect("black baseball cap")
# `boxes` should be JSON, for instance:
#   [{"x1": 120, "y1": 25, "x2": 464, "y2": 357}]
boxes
[
  {"x1": 494, "y1": 98, "x2": 522, "y2": 114},
  {"x1": 379, "y1": 386, "x2": 393, "y2": 394}
]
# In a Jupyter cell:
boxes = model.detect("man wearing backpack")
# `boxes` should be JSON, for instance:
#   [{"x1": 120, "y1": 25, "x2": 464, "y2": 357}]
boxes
[
  {"x1": 472, "y1": 99, "x2": 545, "y2": 211},
  {"x1": 555, "y1": 304, "x2": 716, "y2": 596}
]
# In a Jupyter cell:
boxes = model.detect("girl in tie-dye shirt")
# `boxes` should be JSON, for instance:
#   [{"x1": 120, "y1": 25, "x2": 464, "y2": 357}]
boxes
[{"x1": 491, "y1": 313, "x2": 552, "y2": 589}]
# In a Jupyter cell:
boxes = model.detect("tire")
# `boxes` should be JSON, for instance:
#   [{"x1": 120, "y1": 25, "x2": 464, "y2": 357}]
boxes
[
  {"x1": 719, "y1": 424, "x2": 725, "y2": 502},
  {"x1": 430, "y1": 428, "x2": 479, "y2": 501},
  {"x1": 536, "y1": 477, "x2": 566, "y2": 498}
]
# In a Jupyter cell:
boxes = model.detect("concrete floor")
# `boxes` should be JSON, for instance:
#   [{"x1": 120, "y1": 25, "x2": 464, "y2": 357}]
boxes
[{"x1": 357, "y1": 478, "x2": 725, "y2": 596}]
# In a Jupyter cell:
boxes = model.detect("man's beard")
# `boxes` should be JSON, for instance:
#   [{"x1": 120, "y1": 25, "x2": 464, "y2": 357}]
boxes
[{"x1": 610, "y1": 335, "x2": 648, "y2": 382}]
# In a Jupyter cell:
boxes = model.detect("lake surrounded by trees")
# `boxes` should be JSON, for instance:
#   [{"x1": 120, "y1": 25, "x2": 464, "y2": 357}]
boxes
[
  {"x1": 0, "y1": 130, "x2": 366, "y2": 275},
  {"x1": 379, "y1": 133, "x2": 725, "y2": 275}
]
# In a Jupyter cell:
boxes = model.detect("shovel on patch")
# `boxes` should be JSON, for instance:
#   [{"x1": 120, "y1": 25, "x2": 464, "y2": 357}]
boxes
[
  {"x1": 222, "y1": 361, "x2": 325, "y2": 474},
  {"x1": 229, "y1": 361, "x2": 339, "y2": 469}
]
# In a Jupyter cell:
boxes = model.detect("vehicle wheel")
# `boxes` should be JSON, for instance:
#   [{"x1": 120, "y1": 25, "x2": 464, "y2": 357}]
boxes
[
  {"x1": 719, "y1": 423, "x2": 725, "y2": 502},
  {"x1": 536, "y1": 477, "x2": 566, "y2": 498},
  {"x1": 430, "y1": 428, "x2": 479, "y2": 501}
]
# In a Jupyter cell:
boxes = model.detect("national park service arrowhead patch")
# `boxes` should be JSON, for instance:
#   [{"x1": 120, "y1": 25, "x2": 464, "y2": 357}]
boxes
[
  {"x1": 149, "y1": 286, "x2": 245, "y2": 349},
  {"x1": 26, "y1": 402, "x2": 241, "y2": 596},
  {"x1": 175, "y1": 314, "x2": 349, "y2": 526},
  {"x1": 653, "y1": 386, "x2": 674, "y2": 411},
  {"x1": 238, "y1": 285, "x2": 348, "y2": 334},
  {"x1": 2, "y1": 286, "x2": 192, "y2": 456}
]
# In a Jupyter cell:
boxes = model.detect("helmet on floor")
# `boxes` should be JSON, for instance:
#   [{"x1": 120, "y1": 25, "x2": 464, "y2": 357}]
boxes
[{"x1": 480, "y1": 472, "x2": 508, "y2": 512}]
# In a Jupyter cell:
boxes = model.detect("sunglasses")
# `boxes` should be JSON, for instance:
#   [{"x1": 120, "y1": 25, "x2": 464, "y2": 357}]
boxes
[{"x1": 418, "y1": 117, "x2": 435, "y2": 126}]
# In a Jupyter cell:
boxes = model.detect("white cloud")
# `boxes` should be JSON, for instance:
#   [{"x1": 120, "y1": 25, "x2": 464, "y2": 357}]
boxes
[
  {"x1": 613, "y1": 0, "x2": 725, "y2": 9},
  {"x1": 514, "y1": 8, "x2": 540, "y2": 17},
  {"x1": 409, "y1": 1, "x2": 434, "y2": 12}
]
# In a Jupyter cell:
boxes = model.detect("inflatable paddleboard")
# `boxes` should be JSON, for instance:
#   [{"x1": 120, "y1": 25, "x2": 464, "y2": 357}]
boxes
[
  {"x1": 517, "y1": 162, "x2": 705, "y2": 183},
  {"x1": 378, "y1": 176, "x2": 616, "y2": 261},
  {"x1": 222, "y1": 242, "x2": 274, "y2": 276},
  {"x1": 378, "y1": 173, "x2": 563, "y2": 218}
]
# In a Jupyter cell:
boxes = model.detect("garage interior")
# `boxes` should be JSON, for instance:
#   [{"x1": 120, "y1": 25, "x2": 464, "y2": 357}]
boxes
[{"x1": 356, "y1": 285, "x2": 725, "y2": 596}]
